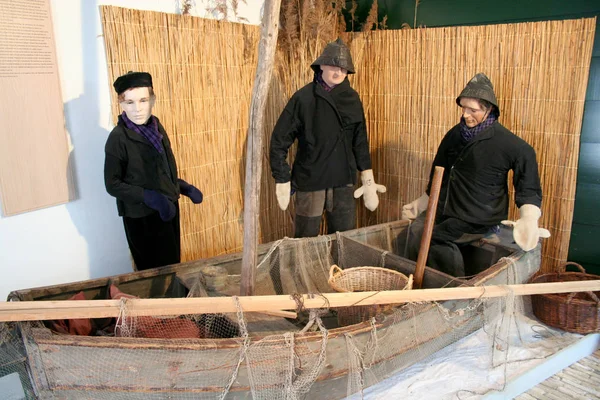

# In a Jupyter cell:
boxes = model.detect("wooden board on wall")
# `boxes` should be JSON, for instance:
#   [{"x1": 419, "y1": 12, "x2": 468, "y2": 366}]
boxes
[{"x1": 0, "y1": 0, "x2": 72, "y2": 216}]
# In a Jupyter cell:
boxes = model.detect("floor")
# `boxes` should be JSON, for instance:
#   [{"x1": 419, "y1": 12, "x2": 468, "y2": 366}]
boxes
[{"x1": 516, "y1": 349, "x2": 600, "y2": 400}]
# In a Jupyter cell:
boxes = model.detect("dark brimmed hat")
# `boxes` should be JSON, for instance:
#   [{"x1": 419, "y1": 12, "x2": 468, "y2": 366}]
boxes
[
  {"x1": 113, "y1": 71, "x2": 153, "y2": 95},
  {"x1": 310, "y1": 38, "x2": 355, "y2": 74},
  {"x1": 456, "y1": 73, "x2": 499, "y2": 114}
]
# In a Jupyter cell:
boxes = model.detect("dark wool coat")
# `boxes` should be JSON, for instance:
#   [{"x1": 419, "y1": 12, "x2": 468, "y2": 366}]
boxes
[
  {"x1": 427, "y1": 121, "x2": 542, "y2": 226},
  {"x1": 269, "y1": 78, "x2": 372, "y2": 192},
  {"x1": 104, "y1": 116, "x2": 180, "y2": 218}
]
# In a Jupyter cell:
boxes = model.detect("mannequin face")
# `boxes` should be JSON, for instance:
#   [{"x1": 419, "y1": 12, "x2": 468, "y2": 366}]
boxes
[
  {"x1": 320, "y1": 65, "x2": 347, "y2": 87},
  {"x1": 120, "y1": 87, "x2": 154, "y2": 125},
  {"x1": 459, "y1": 97, "x2": 490, "y2": 128}
]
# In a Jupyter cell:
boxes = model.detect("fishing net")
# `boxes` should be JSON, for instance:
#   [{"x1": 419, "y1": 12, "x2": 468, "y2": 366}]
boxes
[{"x1": 0, "y1": 224, "x2": 580, "y2": 399}]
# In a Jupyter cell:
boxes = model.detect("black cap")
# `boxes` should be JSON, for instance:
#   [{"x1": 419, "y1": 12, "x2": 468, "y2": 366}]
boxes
[
  {"x1": 456, "y1": 73, "x2": 499, "y2": 114},
  {"x1": 113, "y1": 71, "x2": 153, "y2": 95},
  {"x1": 310, "y1": 38, "x2": 355, "y2": 74}
]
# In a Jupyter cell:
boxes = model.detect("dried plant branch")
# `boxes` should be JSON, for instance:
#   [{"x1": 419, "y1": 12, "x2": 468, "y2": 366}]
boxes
[
  {"x1": 206, "y1": 0, "x2": 246, "y2": 22},
  {"x1": 414, "y1": 0, "x2": 421, "y2": 29},
  {"x1": 181, "y1": 0, "x2": 193, "y2": 15},
  {"x1": 362, "y1": 0, "x2": 378, "y2": 32}
]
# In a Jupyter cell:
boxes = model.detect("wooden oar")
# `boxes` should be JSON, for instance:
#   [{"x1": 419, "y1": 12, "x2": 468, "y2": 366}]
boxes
[
  {"x1": 414, "y1": 166, "x2": 444, "y2": 289},
  {"x1": 2, "y1": 280, "x2": 600, "y2": 322}
]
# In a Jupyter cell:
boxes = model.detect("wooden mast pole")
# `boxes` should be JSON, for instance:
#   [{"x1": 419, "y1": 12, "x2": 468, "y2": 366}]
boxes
[{"x1": 240, "y1": 0, "x2": 282, "y2": 296}]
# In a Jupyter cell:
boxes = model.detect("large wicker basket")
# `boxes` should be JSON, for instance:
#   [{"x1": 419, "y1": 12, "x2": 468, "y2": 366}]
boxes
[
  {"x1": 328, "y1": 265, "x2": 412, "y2": 326},
  {"x1": 530, "y1": 262, "x2": 600, "y2": 334}
]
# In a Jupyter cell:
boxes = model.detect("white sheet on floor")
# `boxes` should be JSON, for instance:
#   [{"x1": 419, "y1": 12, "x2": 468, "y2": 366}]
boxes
[{"x1": 346, "y1": 314, "x2": 580, "y2": 400}]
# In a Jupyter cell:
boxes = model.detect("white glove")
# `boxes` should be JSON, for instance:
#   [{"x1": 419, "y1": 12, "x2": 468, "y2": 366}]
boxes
[
  {"x1": 353, "y1": 169, "x2": 387, "y2": 211},
  {"x1": 275, "y1": 182, "x2": 291, "y2": 211},
  {"x1": 501, "y1": 204, "x2": 551, "y2": 251},
  {"x1": 401, "y1": 193, "x2": 429, "y2": 220}
]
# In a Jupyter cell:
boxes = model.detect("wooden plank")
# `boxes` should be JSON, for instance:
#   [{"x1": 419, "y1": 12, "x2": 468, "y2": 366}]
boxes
[
  {"x1": 2, "y1": 280, "x2": 600, "y2": 322},
  {"x1": 0, "y1": 0, "x2": 73, "y2": 215},
  {"x1": 240, "y1": 0, "x2": 282, "y2": 296}
]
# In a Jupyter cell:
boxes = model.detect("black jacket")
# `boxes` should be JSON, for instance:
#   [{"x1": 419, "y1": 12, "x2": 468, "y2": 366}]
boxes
[
  {"x1": 104, "y1": 116, "x2": 180, "y2": 218},
  {"x1": 269, "y1": 79, "x2": 372, "y2": 191},
  {"x1": 427, "y1": 122, "x2": 542, "y2": 225}
]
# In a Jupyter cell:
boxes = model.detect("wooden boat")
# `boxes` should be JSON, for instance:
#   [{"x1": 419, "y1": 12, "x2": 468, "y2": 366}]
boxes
[{"x1": 7, "y1": 220, "x2": 541, "y2": 399}]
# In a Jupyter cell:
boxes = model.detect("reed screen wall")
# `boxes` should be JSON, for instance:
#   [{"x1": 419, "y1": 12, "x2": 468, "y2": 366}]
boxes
[{"x1": 101, "y1": 5, "x2": 595, "y2": 273}]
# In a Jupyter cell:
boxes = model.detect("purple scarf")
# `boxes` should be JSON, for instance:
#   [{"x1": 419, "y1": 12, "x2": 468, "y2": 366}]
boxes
[
  {"x1": 314, "y1": 70, "x2": 335, "y2": 92},
  {"x1": 121, "y1": 112, "x2": 164, "y2": 153},
  {"x1": 459, "y1": 110, "x2": 498, "y2": 143}
]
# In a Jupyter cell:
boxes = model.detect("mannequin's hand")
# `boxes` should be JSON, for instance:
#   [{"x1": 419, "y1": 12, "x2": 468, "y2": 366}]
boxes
[
  {"x1": 178, "y1": 179, "x2": 203, "y2": 204},
  {"x1": 143, "y1": 190, "x2": 176, "y2": 221},
  {"x1": 353, "y1": 169, "x2": 386, "y2": 211},
  {"x1": 502, "y1": 204, "x2": 551, "y2": 251},
  {"x1": 275, "y1": 182, "x2": 291, "y2": 211},
  {"x1": 401, "y1": 193, "x2": 429, "y2": 220}
]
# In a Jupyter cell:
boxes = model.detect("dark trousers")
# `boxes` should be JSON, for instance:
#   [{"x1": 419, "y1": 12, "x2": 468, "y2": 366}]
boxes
[
  {"x1": 396, "y1": 213, "x2": 491, "y2": 277},
  {"x1": 294, "y1": 186, "x2": 356, "y2": 238},
  {"x1": 122, "y1": 202, "x2": 181, "y2": 270}
]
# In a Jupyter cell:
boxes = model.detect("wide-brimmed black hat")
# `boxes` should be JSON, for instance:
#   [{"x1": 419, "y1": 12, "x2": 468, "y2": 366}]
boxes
[
  {"x1": 456, "y1": 73, "x2": 499, "y2": 114},
  {"x1": 113, "y1": 71, "x2": 153, "y2": 95},
  {"x1": 310, "y1": 38, "x2": 355, "y2": 74}
]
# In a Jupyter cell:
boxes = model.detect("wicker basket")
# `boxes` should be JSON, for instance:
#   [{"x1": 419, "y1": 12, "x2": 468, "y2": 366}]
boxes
[
  {"x1": 530, "y1": 262, "x2": 600, "y2": 334},
  {"x1": 328, "y1": 265, "x2": 412, "y2": 326}
]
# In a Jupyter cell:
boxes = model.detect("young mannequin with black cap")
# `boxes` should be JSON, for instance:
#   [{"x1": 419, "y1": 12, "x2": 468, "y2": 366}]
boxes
[{"x1": 104, "y1": 71, "x2": 203, "y2": 270}]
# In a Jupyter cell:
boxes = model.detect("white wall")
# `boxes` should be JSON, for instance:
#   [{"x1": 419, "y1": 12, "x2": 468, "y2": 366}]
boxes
[{"x1": 0, "y1": 0, "x2": 263, "y2": 300}]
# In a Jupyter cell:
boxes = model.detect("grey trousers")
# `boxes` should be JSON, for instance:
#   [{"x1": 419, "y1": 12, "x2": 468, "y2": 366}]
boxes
[
  {"x1": 294, "y1": 185, "x2": 356, "y2": 238},
  {"x1": 396, "y1": 214, "x2": 491, "y2": 277}
]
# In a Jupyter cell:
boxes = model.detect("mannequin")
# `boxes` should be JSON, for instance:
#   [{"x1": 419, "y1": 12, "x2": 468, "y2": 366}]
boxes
[
  {"x1": 399, "y1": 73, "x2": 550, "y2": 276},
  {"x1": 270, "y1": 38, "x2": 386, "y2": 237},
  {"x1": 104, "y1": 71, "x2": 204, "y2": 270}
]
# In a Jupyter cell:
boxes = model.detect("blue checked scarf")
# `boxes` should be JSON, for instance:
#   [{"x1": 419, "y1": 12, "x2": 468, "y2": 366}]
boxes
[
  {"x1": 459, "y1": 109, "x2": 499, "y2": 143},
  {"x1": 121, "y1": 112, "x2": 164, "y2": 153}
]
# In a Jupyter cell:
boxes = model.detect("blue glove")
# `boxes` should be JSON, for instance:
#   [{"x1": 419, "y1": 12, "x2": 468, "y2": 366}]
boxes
[
  {"x1": 178, "y1": 179, "x2": 203, "y2": 204},
  {"x1": 143, "y1": 189, "x2": 176, "y2": 221}
]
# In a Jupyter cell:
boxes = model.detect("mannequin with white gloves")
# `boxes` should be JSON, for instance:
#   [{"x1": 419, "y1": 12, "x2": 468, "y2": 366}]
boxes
[
  {"x1": 397, "y1": 73, "x2": 549, "y2": 277},
  {"x1": 270, "y1": 38, "x2": 385, "y2": 237}
]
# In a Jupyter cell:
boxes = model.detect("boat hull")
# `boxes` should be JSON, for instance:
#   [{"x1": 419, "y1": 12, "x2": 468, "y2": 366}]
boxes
[{"x1": 7, "y1": 221, "x2": 540, "y2": 399}]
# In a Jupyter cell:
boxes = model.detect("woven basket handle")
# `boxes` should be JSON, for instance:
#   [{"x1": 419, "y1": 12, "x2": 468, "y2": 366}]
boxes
[
  {"x1": 566, "y1": 291, "x2": 600, "y2": 304},
  {"x1": 329, "y1": 264, "x2": 343, "y2": 281},
  {"x1": 405, "y1": 274, "x2": 414, "y2": 291},
  {"x1": 586, "y1": 291, "x2": 600, "y2": 304},
  {"x1": 558, "y1": 261, "x2": 586, "y2": 275}
]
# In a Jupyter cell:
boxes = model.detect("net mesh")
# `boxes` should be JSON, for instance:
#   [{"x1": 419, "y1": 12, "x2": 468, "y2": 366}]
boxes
[{"x1": 0, "y1": 226, "x2": 580, "y2": 399}]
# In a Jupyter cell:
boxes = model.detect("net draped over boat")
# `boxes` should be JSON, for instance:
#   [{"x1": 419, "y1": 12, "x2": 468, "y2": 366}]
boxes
[{"x1": 0, "y1": 228, "x2": 580, "y2": 400}]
